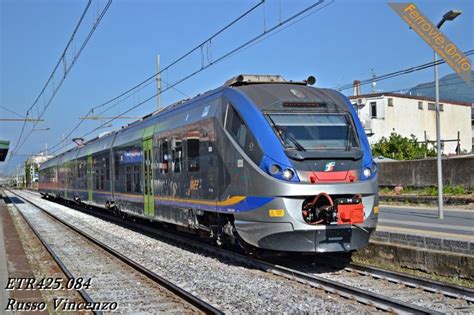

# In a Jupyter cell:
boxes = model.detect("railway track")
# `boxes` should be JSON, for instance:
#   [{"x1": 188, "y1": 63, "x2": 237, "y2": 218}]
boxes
[
  {"x1": 287, "y1": 258, "x2": 473, "y2": 314},
  {"x1": 3, "y1": 189, "x2": 222, "y2": 314},
  {"x1": 14, "y1": 189, "x2": 474, "y2": 313}
]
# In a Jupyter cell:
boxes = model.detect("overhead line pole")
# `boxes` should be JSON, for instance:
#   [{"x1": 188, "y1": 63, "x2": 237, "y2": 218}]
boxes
[{"x1": 157, "y1": 54, "x2": 161, "y2": 110}]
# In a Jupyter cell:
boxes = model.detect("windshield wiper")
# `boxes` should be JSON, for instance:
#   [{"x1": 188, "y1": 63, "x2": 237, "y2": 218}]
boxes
[
  {"x1": 266, "y1": 114, "x2": 306, "y2": 151},
  {"x1": 285, "y1": 134, "x2": 306, "y2": 152},
  {"x1": 346, "y1": 126, "x2": 352, "y2": 151}
]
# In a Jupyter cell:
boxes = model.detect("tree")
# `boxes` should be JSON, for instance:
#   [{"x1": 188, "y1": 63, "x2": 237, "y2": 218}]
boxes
[{"x1": 371, "y1": 132, "x2": 436, "y2": 160}]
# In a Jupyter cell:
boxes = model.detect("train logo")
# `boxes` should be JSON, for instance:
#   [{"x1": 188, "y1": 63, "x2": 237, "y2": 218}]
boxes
[{"x1": 324, "y1": 162, "x2": 336, "y2": 172}]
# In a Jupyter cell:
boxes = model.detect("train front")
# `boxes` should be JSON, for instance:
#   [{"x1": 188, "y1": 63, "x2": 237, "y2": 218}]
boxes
[{"x1": 225, "y1": 75, "x2": 378, "y2": 253}]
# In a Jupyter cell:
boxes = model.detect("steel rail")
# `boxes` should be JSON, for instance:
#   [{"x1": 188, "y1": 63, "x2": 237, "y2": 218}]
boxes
[
  {"x1": 6, "y1": 189, "x2": 223, "y2": 315},
  {"x1": 20, "y1": 190, "x2": 443, "y2": 314},
  {"x1": 1, "y1": 189, "x2": 100, "y2": 315},
  {"x1": 347, "y1": 262, "x2": 474, "y2": 302}
]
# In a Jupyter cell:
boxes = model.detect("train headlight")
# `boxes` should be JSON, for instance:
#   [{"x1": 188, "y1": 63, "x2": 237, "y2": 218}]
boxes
[
  {"x1": 269, "y1": 164, "x2": 281, "y2": 175},
  {"x1": 282, "y1": 169, "x2": 294, "y2": 180},
  {"x1": 363, "y1": 167, "x2": 371, "y2": 178}
]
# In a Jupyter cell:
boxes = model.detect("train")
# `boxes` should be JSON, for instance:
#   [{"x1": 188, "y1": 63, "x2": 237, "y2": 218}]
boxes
[{"x1": 39, "y1": 74, "x2": 379, "y2": 253}]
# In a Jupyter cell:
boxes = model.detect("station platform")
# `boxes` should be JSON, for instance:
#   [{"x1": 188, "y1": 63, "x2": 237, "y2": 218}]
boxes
[
  {"x1": 356, "y1": 203, "x2": 474, "y2": 279},
  {"x1": 0, "y1": 197, "x2": 47, "y2": 314},
  {"x1": 374, "y1": 204, "x2": 473, "y2": 254}
]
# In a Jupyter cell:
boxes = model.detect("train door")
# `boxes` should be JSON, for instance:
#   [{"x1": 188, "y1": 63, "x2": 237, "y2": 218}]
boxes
[
  {"x1": 87, "y1": 155, "x2": 93, "y2": 202},
  {"x1": 143, "y1": 137, "x2": 155, "y2": 217}
]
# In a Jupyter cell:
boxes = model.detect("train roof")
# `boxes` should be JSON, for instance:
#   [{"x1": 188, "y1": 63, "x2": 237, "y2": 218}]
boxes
[
  {"x1": 233, "y1": 84, "x2": 349, "y2": 113},
  {"x1": 43, "y1": 74, "x2": 351, "y2": 168}
]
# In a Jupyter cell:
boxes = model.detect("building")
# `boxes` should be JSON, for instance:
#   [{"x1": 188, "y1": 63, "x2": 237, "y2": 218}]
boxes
[
  {"x1": 349, "y1": 93, "x2": 472, "y2": 155},
  {"x1": 25, "y1": 153, "x2": 54, "y2": 189}
]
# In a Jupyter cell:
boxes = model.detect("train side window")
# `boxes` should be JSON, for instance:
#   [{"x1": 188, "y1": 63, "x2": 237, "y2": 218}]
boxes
[
  {"x1": 133, "y1": 165, "x2": 141, "y2": 193},
  {"x1": 172, "y1": 136, "x2": 183, "y2": 173},
  {"x1": 225, "y1": 103, "x2": 263, "y2": 164},
  {"x1": 226, "y1": 105, "x2": 247, "y2": 148},
  {"x1": 126, "y1": 166, "x2": 132, "y2": 192},
  {"x1": 187, "y1": 137, "x2": 200, "y2": 172},
  {"x1": 159, "y1": 139, "x2": 169, "y2": 174},
  {"x1": 105, "y1": 156, "x2": 110, "y2": 181},
  {"x1": 114, "y1": 153, "x2": 120, "y2": 177}
]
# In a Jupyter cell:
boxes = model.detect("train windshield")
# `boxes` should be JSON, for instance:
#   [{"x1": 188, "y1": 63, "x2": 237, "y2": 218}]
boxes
[{"x1": 266, "y1": 113, "x2": 359, "y2": 151}]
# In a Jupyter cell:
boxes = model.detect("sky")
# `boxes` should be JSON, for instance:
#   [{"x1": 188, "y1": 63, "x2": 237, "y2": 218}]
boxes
[{"x1": 1, "y1": 0, "x2": 473, "y2": 175}]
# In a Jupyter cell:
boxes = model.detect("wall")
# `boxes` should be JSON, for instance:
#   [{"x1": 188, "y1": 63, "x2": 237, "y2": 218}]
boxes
[{"x1": 378, "y1": 155, "x2": 474, "y2": 188}]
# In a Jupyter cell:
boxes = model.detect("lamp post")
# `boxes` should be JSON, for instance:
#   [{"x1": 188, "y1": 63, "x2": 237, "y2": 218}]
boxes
[{"x1": 434, "y1": 9, "x2": 462, "y2": 219}]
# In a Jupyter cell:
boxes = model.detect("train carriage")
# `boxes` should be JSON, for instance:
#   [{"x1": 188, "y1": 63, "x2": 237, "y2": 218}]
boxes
[{"x1": 39, "y1": 74, "x2": 379, "y2": 253}]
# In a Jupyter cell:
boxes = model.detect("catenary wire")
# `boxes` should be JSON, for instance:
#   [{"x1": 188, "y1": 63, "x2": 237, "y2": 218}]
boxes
[
  {"x1": 49, "y1": 0, "x2": 330, "y2": 155},
  {"x1": 46, "y1": 0, "x2": 266, "y2": 153}
]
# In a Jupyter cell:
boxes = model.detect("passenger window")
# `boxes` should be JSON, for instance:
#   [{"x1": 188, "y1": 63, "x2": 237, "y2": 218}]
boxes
[
  {"x1": 126, "y1": 166, "x2": 132, "y2": 192},
  {"x1": 105, "y1": 157, "x2": 110, "y2": 181},
  {"x1": 187, "y1": 136, "x2": 200, "y2": 172},
  {"x1": 133, "y1": 165, "x2": 141, "y2": 192},
  {"x1": 114, "y1": 153, "x2": 120, "y2": 177},
  {"x1": 159, "y1": 139, "x2": 169, "y2": 174},
  {"x1": 172, "y1": 136, "x2": 183, "y2": 173}
]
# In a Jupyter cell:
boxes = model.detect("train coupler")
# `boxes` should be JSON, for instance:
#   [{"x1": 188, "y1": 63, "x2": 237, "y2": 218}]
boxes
[{"x1": 302, "y1": 193, "x2": 364, "y2": 225}]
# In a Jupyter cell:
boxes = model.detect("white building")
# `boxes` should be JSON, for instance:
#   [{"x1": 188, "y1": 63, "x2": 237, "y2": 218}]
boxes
[{"x1": 349, "y1": 93, "x2": 472, "y2": 154}]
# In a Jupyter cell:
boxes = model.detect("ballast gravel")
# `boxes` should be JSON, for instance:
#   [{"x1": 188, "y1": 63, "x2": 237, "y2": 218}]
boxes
[{"x1": 17, "y1": 191, "x2": 371, "y2": 313}]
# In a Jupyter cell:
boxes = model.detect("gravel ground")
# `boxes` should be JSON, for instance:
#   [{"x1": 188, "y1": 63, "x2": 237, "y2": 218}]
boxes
[
  {"x1": 6, "y1": 191, "x2": 203, "y2": 314},
  {"x1": 15, "y1": 190, "x2": 373, "y2": 313}
]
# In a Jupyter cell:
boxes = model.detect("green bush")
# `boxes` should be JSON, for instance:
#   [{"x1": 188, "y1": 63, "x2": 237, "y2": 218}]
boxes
[{"x1": 371, "y1": 132, "x2": 436, "y2": 160}]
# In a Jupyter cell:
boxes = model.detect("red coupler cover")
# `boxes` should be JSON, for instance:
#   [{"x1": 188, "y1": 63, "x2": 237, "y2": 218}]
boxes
[{"x1": 337, "y1": 203, "x2": 364, "y2": 224}]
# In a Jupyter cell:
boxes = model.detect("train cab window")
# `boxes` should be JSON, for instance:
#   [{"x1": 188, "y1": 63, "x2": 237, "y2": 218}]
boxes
[
  {"x1": 186, "y1": 137, "x2": 200, "y2": 172},
  {"x1": 159, "y1": 139, "x2": 169, "y2": 174},
  {"x1": 267, "y1": 113, "x2": 359, "y2": 151}
]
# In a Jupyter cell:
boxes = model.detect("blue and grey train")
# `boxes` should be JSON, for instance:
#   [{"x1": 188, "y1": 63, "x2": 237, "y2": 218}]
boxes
[{"x1": 39, "y1": 74, "x2": 378, "y2": 253}]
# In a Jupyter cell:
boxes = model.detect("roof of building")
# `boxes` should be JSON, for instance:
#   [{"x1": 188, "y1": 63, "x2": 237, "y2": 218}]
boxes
[{"x1": 348, "y1": 92, "x2": 472, "y2": 107}]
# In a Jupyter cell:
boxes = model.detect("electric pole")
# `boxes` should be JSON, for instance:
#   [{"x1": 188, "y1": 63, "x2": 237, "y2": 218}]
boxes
[{"x1": 156, "y1": 54, "x2": 161, "y2": 110}]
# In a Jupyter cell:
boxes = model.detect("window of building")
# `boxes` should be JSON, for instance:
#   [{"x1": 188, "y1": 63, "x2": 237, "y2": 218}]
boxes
[
  {"x1": 428, "y1": 102, "x2": 435, "y2": 111},
  {"x1": 440, "y1": 104, "x2": 444, "y2": 111},
  {"x1": 370, "y1": 102, "x2": 377, "y2": 118},
  {"x1": 388, "y1": 98, "x2": 394, "y2": 107},
  {"x1": 187, "y1": 137, "x2": 200, "y2": 172},
  {"x1": 418, "y1": 101, "x2": 423, "y2": 110}
]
